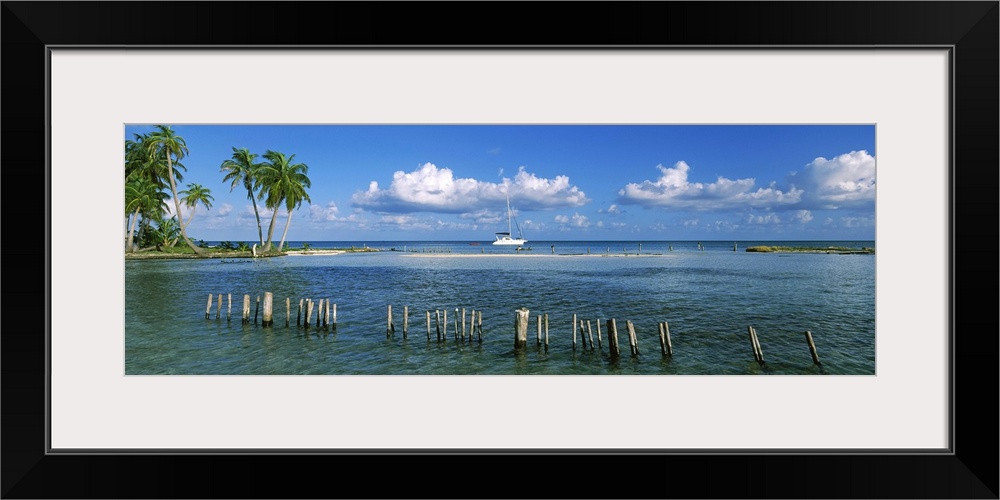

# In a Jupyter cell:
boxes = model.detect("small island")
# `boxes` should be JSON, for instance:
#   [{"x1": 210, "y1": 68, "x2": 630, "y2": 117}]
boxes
[{"x1": 744, "y1": 245, "x2": 874, "y2": 254}]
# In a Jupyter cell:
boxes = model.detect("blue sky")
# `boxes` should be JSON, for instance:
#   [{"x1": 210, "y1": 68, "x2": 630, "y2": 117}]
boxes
[{"x1": 126, "y1": 124, "x2": 876, "y2": 242}]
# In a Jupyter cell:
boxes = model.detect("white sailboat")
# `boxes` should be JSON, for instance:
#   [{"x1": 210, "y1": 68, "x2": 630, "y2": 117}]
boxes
[{"x1": 493, "y1": 192, "x2": 528, "y2": 246}]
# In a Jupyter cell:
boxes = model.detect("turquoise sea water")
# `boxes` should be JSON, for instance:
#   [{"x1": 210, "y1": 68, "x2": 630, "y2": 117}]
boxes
[{"x1": 125, "y1": 240, "x2": 875, "y2": 375}]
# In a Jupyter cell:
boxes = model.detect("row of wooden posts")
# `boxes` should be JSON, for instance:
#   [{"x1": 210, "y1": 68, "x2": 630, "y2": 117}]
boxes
[
  {"x1": 386, "y1": 305, "x2": 485, "y2": 342},
  {"x1": 511, "y1": 308, "x2": 680, "y2": 360},
  {"x1": 205, "y1": 293, "x2": 337, "y2": 330},
  {"x1": 205, "y1": 294, "x2": 821, "y2": 365}
]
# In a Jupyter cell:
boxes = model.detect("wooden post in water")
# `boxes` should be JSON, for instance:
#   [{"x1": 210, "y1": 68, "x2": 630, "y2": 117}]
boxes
[
  {"x1": 242, "y1": 294, "x2": 251, "y2": 324},
  {"x1": 254, "y1": 296, "x2": 261, "y2": 325},
  {"x1": 747, "y1": 326, "x2": 764, "y2": 364},
  {"x1": 454, "y1": 309, "x2": 459, "y2": 340},
  {"x1": 664, "y1": 322, "x2": 673, "y2": 356},
  {"x1": 443, "y1": 309, "x2": 448, "y2": 339},
  {"x1": 315, "y1": 299, "x2": 322, "y2": 328},
  {"x1": 477, "y1": 310, "x2": 483, "y2": 342},
  {"x1": 544, "y1": 313, "x2": 549, "y2": 351},
  {"x1": 297, "y1": 299, "x2": 303, "y2": 326},
  {"x1": 205, "y1": 294, "x2": 213, "y2": 319},
  {"x1": 386, "y1": 305, "x2": 394, "y2": 337},
  {"x1": 332, "y1": 303, "x2": 337, "y2": 330},
  {"x1": 403, "y1": 305, "x2": 408, "y2": 339},
  {"x1": 426, "y1": 311, "x2": 432, "y2": 340},
  {"x1": 305, "y1": 300, "x2": 314, "y2": 328},
  {"x1": 587, "y1": 321, "x2": 595, "y2": 351},
  {"x1": 324, "y1": 299, "x2": 330, "y2": 329},
  {"x1": 285, "y1": 298, "x2": 291, "y2": 327},
  {"x1": 753, "y1": 326, "x2": 764, "y2": 364},
  {"x1": 804, "y1": 330, "x2": 821, "y2": 365},
  {"x1": 227, "y1": 294, "x2": 232, "y2": 322},
  {"x1": 626, "y1": 320, "x2": 638, "y2": 356},
  {"x1": 536, "y1": 315, "x2": 542, "y2": 345},
  {"x1": 572, "y1": 314, "x2": 577, "y2": 350},
  {"x1": 607, "y1": 319, "x2": 621, "y2": 358},
  {"x1": 262, "y1": 292, "x2": 274, "y2": 327},
  {"x1": 596, "y1": 320, "x2": 602, "y2": 351},
  {"x1": 462, "y1": 308, "x2": 466, "y2": 340},
  {"x1": 580, "y1": 321, "x2": 588, "y2": 350},
  {"x1": 514, "y1": 307, "x2": 530, "y2": 350},
  {"x1": 216, "y1": 294, "x2": 222, "y2": 320},
  {"x1": 435, "y1": 310, "x2": 442, "y2": 341},
  {"x1": 658, "y1": 322, "x2": 667, "y2": 355}
]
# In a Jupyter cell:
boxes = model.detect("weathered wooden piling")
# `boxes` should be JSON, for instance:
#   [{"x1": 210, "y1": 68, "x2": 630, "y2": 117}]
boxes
[
  {"x1": 536, "y1": 315, "x2": 542, "y2": 345},
  {"x1": 324, "y1": 299, "x2": 330, "y2": 329},
  {"x1": 297, "y1": 298, "x2": 303, "y2": 326},
  {"x1": 580, "y1": 321, "x2": 588, "y2": 350},
  {"x1": 242, "y1": 294, "x2": 251, "y2": 324},
  {"x1": 664, "y1": 322, "x2": 673, "y2": 356},
  {"x1": 426, "y1": 311, "x2": 432, "y2": 340},
  {"x1": 658, "y1": 322, "x2": 666, "y2": 355},
  {"x1": 572, "y1": 314, "x2": 578, "y2": 350},
  {"x1": 596, "y1": 320, "x2": 602, "y2": 350},
  {"x1": 227, "y1": 294, "x2": 232, "y2": 322},
  {"x1": 254, "y1": 296, "x2": 260, "y2": 325},
  {"x1": 305, "y1": 300, "x2": 314, "y2": 328},
  {"x1": 386, "y1": 305, "x2": 394, "y2": 337},
  {"x1": 332, "y1": 303, "x2": 337, "y2": 330},
  {"x1": 658, "y1": 322, "x2": 673, "y2": 356},
  {"x1": 443, "y1": 309, "x2": 448, "y2": 339},
  {"x1": 747, "y1": 326, "x2": 764, "y2": 364},
  {"x1": 477, "y1": 310, "x2": 483, "y2": 342},
  {"x1": 514, "y1": 307, "x2": 530, "y2": 350},
  {"x1": 462, "y1": 308, "x2": 466, "y2": 340},
  {"x1": 606, "y1": 319, "x2": 621, "y2": 358},
  {"x1": 205, "y1": 294, "x2": 213, "y2": 319},
  {"x1": 544, "y1": 314, "x2": 549, "y2": 351},
  {"x1": 626, "y1": 320, "x2": 639, "y2": 356},
  {"x1": 804, "y1": 330, "x2": 821, "y2": 365},
  {"x1": 286, "y1": 298, "x2": 291, "y2": 327},
  {"x1": 262, "y1": 292, "x2": 274, "y2": 327},
  {"x1": 435, "y1": 310, "x2": 442, "y2": 341},
  {"x1": 587, "y1": 321, "x2": 595, "y2": 351},
  {"x1": 216, "y1": 294, "x2": 222, "y2": 320},
  {"x1": 403, "y1": 305, "x2": 408, "y2": 338},
  {"x1": 317, "y1": 298, "x2": 324, "y2": 328}
]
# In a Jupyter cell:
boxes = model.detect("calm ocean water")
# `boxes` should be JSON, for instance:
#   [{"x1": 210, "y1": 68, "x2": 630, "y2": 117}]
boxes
[{"x1": 125, "y1": 240, "x2": 875, "y2": 375}]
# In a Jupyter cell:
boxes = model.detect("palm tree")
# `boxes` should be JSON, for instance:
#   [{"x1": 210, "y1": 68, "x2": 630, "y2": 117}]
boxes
[
  {"x1": 257, "y1": 150, "x2": 311, "y2": 252},
  {"x1": 146, "y1": 125, "x2": 202, "y2": 254},
  {"x1": 125, "y1": 176, "x2": 168, "y2": 252},
  {"x1": 220, "y1": 147, "x2": 265, "y2": 247},
  {"x1": 126, "y1": 133, "x2": 185, "y2": 190},
  {"x1": 179, "y1": 183, "x2": 214, "y2": 232}
]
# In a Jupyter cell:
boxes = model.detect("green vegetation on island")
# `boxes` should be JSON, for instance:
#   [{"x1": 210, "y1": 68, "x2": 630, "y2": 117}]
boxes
[
  {"x1": 744, "y1": 245, "x2": 874, "y2": 254},
  {"x1": 126, "y1": 125, "x2": 312, "y2": 258}
]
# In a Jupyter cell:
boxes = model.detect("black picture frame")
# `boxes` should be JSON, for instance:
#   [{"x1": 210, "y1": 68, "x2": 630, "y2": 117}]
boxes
[{"x1": 3, "y1": 1, "x2": 996, "y2": 498}]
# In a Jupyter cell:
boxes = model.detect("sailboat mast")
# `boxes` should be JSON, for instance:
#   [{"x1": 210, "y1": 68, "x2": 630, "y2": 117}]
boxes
[{"x1": 506, "y1": 193, "x2": 513, "y2": 235}]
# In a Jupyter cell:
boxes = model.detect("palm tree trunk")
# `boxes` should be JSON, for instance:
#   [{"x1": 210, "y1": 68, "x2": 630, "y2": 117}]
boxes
[
  {"x1": 126, "y1": 208, "x2": 140, "y2": 253},
  {"x1": 166, "y1": 155, "x2": 202, "y2": 255},
  {"x1": 181, "y1": 206, "x2": 196, "y2": 231},
  {"x1": 264, "y1": 206, "x2": 280, "y2": 251},
  {"x1": 249, "y1": 188, "x2": 264, "y2": 247},
  {"x1": 278, "y1": 210, "x2": 294, "y2": 252}
]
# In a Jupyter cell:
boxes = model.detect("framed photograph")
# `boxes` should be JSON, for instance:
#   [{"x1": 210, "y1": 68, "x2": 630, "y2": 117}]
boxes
[{"x1": 4, "y1": 1, "x2": 996, "y2": 498}]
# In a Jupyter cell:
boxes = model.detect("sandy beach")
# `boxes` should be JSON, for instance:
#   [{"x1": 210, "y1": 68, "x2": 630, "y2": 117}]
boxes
[{"x1": 283, "y1": 249, "x2": 348, "y2": 256}]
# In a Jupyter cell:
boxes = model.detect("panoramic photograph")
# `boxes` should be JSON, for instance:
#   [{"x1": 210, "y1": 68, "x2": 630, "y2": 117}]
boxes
[{"x1": 124, "y1": 124, "x2": 876, "y2": 375}]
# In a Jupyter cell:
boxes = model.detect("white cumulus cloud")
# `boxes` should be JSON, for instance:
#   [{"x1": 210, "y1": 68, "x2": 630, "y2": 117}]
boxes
[
  {"x1": 798, "y1": 150, "x2": 876, "y2": 209},
  {"x1": 618, "y1": 161, "x2": 802, "y2": 210},
  {"x1": 351, "y1": 163, "x2": 588, "y2": 213}
]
